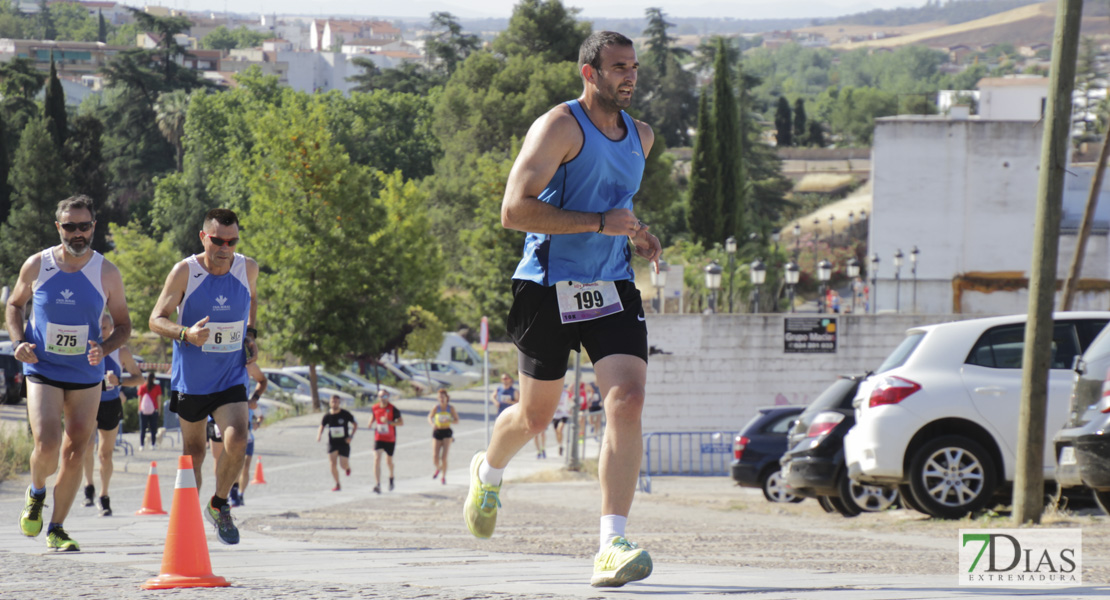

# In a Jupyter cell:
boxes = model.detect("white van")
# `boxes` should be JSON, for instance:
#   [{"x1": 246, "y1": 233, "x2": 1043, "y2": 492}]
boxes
[{"x1": 437, "y1": 333, "x2": 490, "y2": 375}]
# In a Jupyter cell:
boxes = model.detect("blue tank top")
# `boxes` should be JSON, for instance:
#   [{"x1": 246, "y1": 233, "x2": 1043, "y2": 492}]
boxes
[
  {"x1": 100, "y1": 350, "x2": 121, "y2": 402},
  {"x1": 170, "y1": 254, "x2": 251, "y2": 395},
  {"x1": 512, "y1": 100, "x2": 645, "y2": 286},
  {"x1": 24, "y1": 248, "x2": 106, "y2": 386}
]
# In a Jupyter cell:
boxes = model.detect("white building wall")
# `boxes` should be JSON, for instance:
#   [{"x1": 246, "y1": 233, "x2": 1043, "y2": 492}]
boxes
[
  {"x1": 641, "y1": 314, "x2": 972, "y2": 433},
  {"x1": 870, "y1": 116, "x2": 1110, "y2": 315},
  {"x1": 979, "y1": 82, "x2": 1047, "y2": 120}
]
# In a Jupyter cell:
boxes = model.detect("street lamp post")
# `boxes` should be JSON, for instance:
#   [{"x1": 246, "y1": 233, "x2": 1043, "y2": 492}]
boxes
[
  {"x1": 792, "y1": 222, "x2": 801, "y2": 263},
  {"x1": 911, "y1": 246, "x2": 919, "y2": 314},
  {"x1": 893, "y1": 249, "x2": 904, "y2": 313},
  {"x1": 725, "y1": 236, "x2": 737, "y2": 313},
  {"x1": 869, "y1": 253, "x2": 880, "y2": 314},
  {"x1": 812, "y1": 217, "x2": 820, "y2": 268},
  {"x1": 827, "y1": 214, "x2": 835, "y2": 248},
  {"x1": 784, "y1": 261, "x2": 799, "y2": 313},
  {"x1": 704, "y1": 260, "x2": 722, "y2": 313},
  {"x1": 817, "y1": 259, "x2": 832, "y2": 313},
  {"x1": 846, "y1": 257, "x2": 860, "y2": 313},
  {"x1": 651, "y1": 259, "x2": 669, "y2": 314},
  {"x1": 750, "y1": 258, "x2": 766, "y2": 313}
]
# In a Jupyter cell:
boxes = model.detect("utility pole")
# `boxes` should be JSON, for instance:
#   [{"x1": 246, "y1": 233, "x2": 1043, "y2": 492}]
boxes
[
  {"x1": 1014, "y1": 0, "x2": 1083, "y2": 525},
  {"x1": 1060, "y1": 126, "x2": 1110, "y2": 309}
]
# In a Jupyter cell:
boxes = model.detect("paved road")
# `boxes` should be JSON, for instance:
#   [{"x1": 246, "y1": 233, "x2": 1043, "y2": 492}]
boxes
[{"x1": 0, "y1": 390, "x2": 1106, "y2": 599}]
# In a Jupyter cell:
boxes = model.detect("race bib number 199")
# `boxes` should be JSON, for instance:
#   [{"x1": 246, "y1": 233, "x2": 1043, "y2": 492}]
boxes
[
  {"x1": 556, "y1": 281, "x2": 623, "y2": 324},
  {"x1": 45, "y1": 322, "x2": 89, "y2": 355},
  {"x1": 202, "y1": 320, "x2": 245, "y2": 353}
]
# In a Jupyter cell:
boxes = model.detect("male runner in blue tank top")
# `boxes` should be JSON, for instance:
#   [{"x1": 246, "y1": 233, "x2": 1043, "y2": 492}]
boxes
[
  {"x1": 463, "y1": 31, "x2": 661, "y2": 588},
  {"x1": 149, "y1": 208, "x2": 259, "y2": 546},
  {"x1": 5, "y1": 195, "x2": 132, "y2": 552}
]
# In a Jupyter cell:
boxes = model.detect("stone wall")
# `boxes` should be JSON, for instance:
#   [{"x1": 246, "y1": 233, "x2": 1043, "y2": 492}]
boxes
[{"x1": 642, "y1": 313, "x2": 974, "y2": 433}]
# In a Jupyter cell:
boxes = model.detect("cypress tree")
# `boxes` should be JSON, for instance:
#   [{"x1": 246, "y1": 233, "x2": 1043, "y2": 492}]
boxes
[
  {"x1": 0, "y1": 118, "x2": 72, "y2": 282},
  {"x1": 98, "y1": 9, "x2": 107, "y2": 44},
  {"x1": 686, "y1": 89, "x2": 719, "y2": 246},
  {"x1": 711, "y1": 37, "x2": 741, "y2": 243},
  {"x1": 793, "y1": 98, "x2": 807, "y2": 146},
  {"x1": 44, "y1": 54, "x2": 66, "y2": 151},
  {"x1": 774, "y1": 96, "x2": 792, "y2": 147},
  {"x1": 0, "y1": 116, "x2": 9, "y2": 226}
]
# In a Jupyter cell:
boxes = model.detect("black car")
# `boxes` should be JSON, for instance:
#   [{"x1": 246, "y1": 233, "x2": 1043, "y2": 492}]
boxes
[
  {"x1": 1055, "y1": 323, "x2": 1110, "y2": 513},
  {"x1": 781, "y1": 375, "x2": 900, "y2": 517},
  {"x1": 0, "y1": 347, "x2": 22, "y2": 405},
  {"x1": 731, "y1": 406, "x2": 805, "y2": 503}
]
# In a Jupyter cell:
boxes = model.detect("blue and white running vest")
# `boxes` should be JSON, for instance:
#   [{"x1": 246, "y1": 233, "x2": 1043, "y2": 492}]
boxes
[
  {"x1": 170, "y1": 254, "x2": 250, "y2": 395},
  {"x1": 24, "y1": 248, "x2": 106, "y2": 386},
  {"x1": 512, "y1": 99, "x2": 646, "y2": 286},
  {"x1": 100, "y1": 350, "x2": 121, "y2": 401}
]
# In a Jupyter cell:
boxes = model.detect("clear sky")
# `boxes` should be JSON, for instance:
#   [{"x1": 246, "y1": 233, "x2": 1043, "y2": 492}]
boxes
[{"x1": 162, "y1": 0, "x2": 927, "y2": 22}]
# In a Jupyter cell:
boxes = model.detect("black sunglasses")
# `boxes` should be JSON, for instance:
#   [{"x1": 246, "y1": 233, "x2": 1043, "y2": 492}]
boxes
[
  {"x1": 59, "y1": 221, "x2": 94, "y2": 232},
  {"x1": 207, "y1": 235, "x2": 239, "y2": 247}
]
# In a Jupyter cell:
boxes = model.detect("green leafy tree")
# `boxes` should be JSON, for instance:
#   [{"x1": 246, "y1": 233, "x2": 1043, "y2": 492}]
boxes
[
  {"x1": 106, "y1": 22, "x2": 141, "y2": 46},
  {"x1": 97, "y1": 9, "x2": 106, "y2": 43},
  {"x1": 642, "y1": 7, "x2": 689, "y2": 76},
  {"x1": 806, "y1": 120, "x2": 825, "y2": 147},
  {"x1": 44, "y1": 55, "x2": 66, "y2": 151},
  {"x1": 0, "y1": 57, "x2": 47, "y2": 149},
  {"x1": 711, "y1": 37, "x2": 742, "y2": 243},
  {"x1": 634, "y1": 8, "x2": 694, "y2": 147},
  {"x1": 491, "y1": 0, "x2": 590, "y2": 63},
  {"x1": 0, "y1": 118, "x2": 72, "y2": 283},
  {"x1": 200, "y1": 25, "x2": 267, "y2": 51},
  {"x1": 106, "y1": 224, "x2": 180, "y2": 331},
  {"x1": 425, "y1": 12, "x2": 479, "y2": 76},
  {"x1": 242, "y1": 93, "x2": 400, "y2": 410},
  {"x1": 36, "y1": 0, "x2": 55, "y2": 40},
  {"x1": 455, "y1": 151, "x2": 518, "y2": 334},
  {"x1": 687, "y1": 89, "x2": 719, "y2": 246},
  {"x1": 634, "y1": 135, "x2": 682, "y2": 247},
  {"x1": 793, "y1": 98, "x2": 806, "y2": 144},
  {"x1": 52, "y1": 1, "x2": 98, "y2": 41},
  {"x1": 774, "y1": 96, "x2": 792, "y2": 147},
  {"x1": 406, "y1": 306, "x2": 447, "y2": 386},
  {"x1": 323, "y1": 89, "x2": 440, "y2": 180},
  {"x1": 347, "y1": 60, "x2": 444, "y2": 95},
  {"x1": 0, "y1": 117, "x2": 10, "y2": 226},
  {"x1": 65, "y1": 115, "x2": 111, "y2": 252},
  {"x1": 155, "y1": 89, "x2": 189, "y2": 171}
]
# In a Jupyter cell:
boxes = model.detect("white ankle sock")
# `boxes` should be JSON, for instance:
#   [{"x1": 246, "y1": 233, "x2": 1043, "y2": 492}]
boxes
[
  {"x1": 478, "y1": 458, "x2": 504, "y2": 486},
  {"x1": 599, "y1": 515, "x2": 627, "y2": 549}
]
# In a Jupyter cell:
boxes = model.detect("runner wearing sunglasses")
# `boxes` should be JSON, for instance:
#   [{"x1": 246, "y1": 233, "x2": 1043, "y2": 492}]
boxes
[
  {"x1": 6, "y1": 195, "x2": 133, "y2": 552},
  {"x1": 149, "y1": 208, "x2": 259, "y2": 546}
]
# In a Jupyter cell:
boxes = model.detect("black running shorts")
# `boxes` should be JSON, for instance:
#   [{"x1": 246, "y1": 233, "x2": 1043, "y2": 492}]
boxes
[
  {"x1": 374, "y1": 440, "x2": 396, "y2": 456},
  {"x1": 328, "y1": 441, "x2": 351, "y2": 457},
  {"x1": 96, "y1": 397, "x2": 122, "y2": 431},
  {"x1": 177, "y1": 385, "x2": 247, "y2": 424},
  {"x1": 507, "y1": 279, "x2": 648, "y2": 381}
]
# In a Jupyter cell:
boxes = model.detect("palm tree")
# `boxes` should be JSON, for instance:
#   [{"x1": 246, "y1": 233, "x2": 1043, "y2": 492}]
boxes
[{"x1": 154, "y1": 89, "x2": 189, "y2": 172}]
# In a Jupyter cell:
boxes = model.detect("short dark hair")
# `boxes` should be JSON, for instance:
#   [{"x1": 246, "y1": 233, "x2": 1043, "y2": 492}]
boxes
[
  {"x1": 204, "y1": 208, "x2": 239, "y2": 229},
  {"x1": 578, "y1": 31, "x2": 634, "y2": 72},
  {"x1": 56, "y1": 195, "x2": 96, "y2": 222}
]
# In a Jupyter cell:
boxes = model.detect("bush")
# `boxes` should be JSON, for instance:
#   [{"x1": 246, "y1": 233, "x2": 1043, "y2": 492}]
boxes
[{"x1": 0, "y1": 426, "x2": 33, "y2": 482}]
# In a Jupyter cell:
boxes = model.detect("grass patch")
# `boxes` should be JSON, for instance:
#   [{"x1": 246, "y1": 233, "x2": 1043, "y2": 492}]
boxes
[{"x1": 0, "y1": 426, "x2": 33, "y2": 482}]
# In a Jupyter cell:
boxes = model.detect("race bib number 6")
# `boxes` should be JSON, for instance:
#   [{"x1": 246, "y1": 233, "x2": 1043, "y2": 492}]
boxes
[
  {"x1": 45, "y1": 322, "x2": 90, "y2": 355},
  {"x1": 556, "y1": 281, "x2": 623, "y2": 324},
  {"x1": 202, "y1": 320, "x2": 245, "y2": 353}
]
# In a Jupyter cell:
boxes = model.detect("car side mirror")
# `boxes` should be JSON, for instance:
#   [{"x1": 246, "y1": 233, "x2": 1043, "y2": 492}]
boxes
[{"x1": 1073, "y1": 355, "x2": 1085, "y2": 375}]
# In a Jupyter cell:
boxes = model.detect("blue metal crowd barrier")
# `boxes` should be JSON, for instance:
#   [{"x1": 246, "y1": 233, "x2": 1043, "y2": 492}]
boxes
[{"x1": 638, "y1": 430, "x2": 738, "y2": 493}]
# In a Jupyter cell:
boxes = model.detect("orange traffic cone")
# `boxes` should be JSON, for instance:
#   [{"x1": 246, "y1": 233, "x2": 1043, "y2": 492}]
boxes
[
  {"x1": 135, "y1": 461, "x2": 168, "y2": 515},
  {"x1": 141, "y1": 455, "x2": 230, "y2": 589},
  {"x1": 250, "y1": 457, "x2": 267, "y2": 485}
]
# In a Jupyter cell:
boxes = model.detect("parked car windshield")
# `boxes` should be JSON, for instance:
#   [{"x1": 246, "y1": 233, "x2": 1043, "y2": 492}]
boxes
[
  {"x1": 798, "y1": 378, "x2": 859, "y2": 422},
  {"x1": 875, "y1": 332, "x2": 925, "y2": 374}
]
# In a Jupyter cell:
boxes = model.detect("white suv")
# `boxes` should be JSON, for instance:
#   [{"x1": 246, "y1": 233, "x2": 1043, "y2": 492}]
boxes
[{"x1": 843, "y1": 312, "x2": 1110, "y2": 519}]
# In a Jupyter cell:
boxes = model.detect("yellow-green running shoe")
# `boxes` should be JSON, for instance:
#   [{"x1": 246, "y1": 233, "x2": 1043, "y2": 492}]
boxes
[
  {"x1": 590, "y1": 536, "x2": 653, "y2": 588},
  {"x1": 19, "y1": 486, "x2": 45, "y2": 537},
  {"x1": 463, "y1": 451, "x2": 500, "y2": 539},
  {"x1": 46, "y1": 526, "x2": 79, "y2": 552}
]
